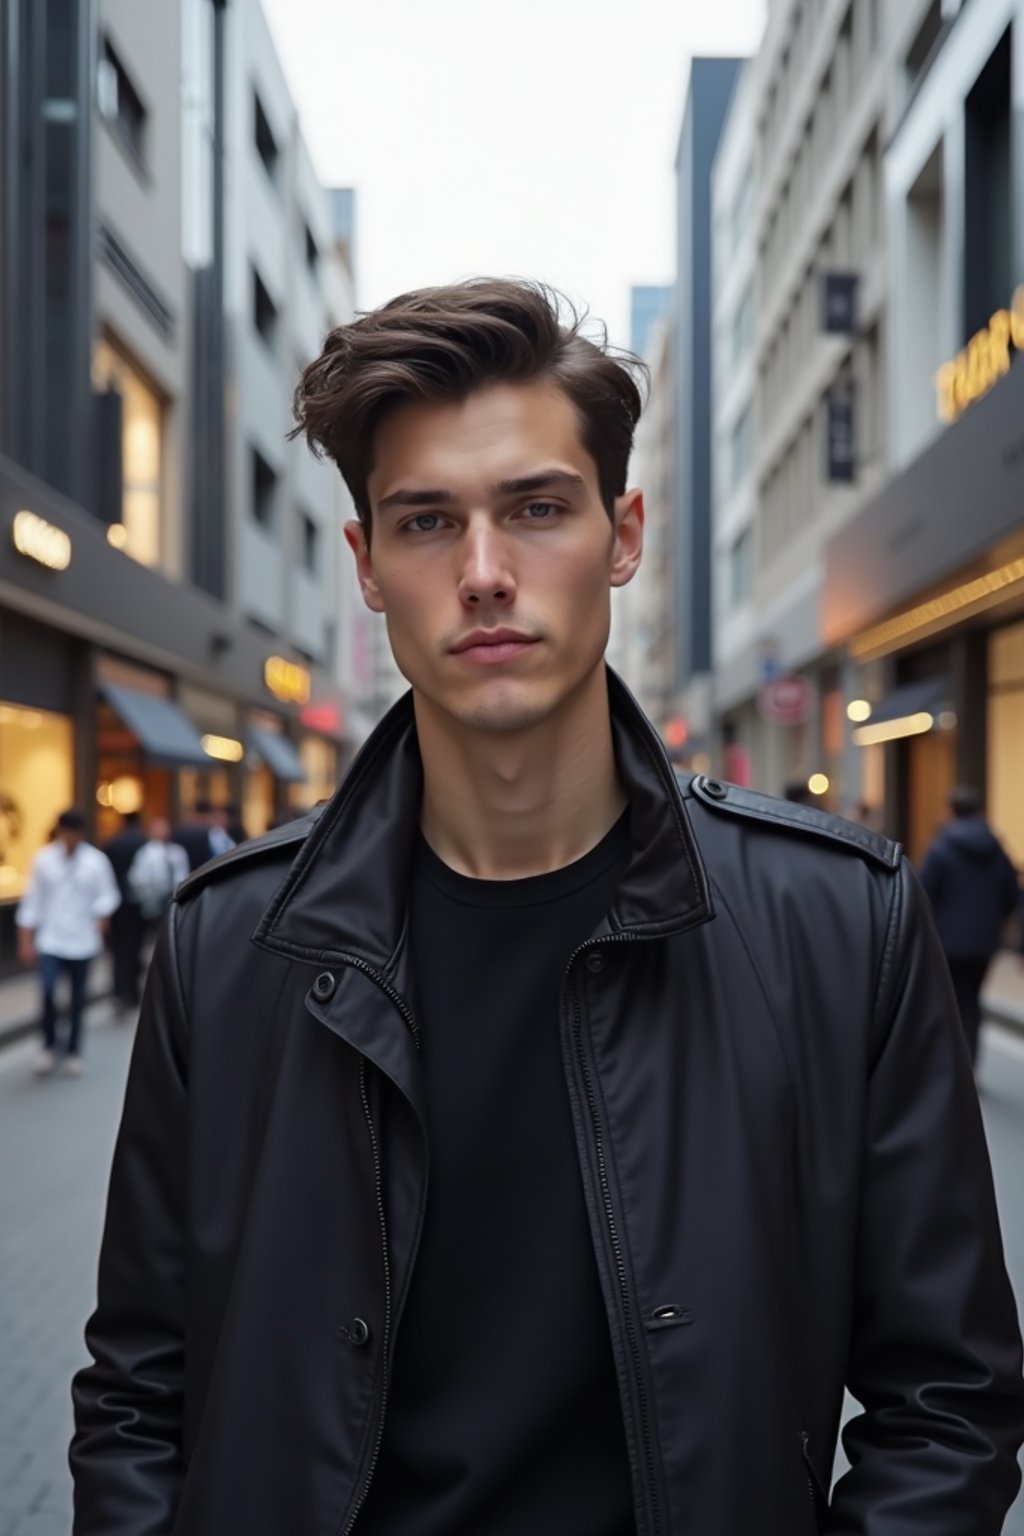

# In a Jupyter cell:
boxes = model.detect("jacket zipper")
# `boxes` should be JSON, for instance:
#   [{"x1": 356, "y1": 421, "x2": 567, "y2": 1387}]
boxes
[
  {"x1": 801, "y1": 1431, "x2": 826, "y2": 1530},
  {"x1": 564, "y1": 937, "x2": 663, "y2": 1536},
  {"x1": 331, "y1": 958, "x2": 419, "y2": 1536}
]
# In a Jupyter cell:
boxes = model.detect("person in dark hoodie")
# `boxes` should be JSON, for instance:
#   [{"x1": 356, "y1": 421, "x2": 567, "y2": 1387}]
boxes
[{"x1": 920, "y1": 785, "x2": 1020, "y2": 1066}]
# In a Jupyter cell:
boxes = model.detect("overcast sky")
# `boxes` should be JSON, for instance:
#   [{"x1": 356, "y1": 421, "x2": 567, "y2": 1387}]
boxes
[{"x1": 260, "y1": 0, "x2": 766, "y2": 349}]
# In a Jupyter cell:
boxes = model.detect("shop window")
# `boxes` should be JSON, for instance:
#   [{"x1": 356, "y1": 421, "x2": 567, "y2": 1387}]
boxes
[
  {"x1": 254, "y1": 89, "x2": 278, "y2": 182},
  {"x1": 97, "y1": 35, "x2": 148, "y2": 169},
  {"x1": 988, "y1": 622, "x2": 1024, "y2": 867},
  {"x1": 0, "y1": 703, "x2": 74, "y2": 904},
  {"x1": 91, "y1": 334, "x2": 163, "y2": 568}
]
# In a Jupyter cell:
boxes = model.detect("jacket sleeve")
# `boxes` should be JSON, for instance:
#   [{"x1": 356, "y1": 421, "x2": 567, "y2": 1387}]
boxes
[
  {"x1": 70, "y1": 902, "x2": 189, "y2": 1535},
  {"x1": 830, "y1": 858, "x2": 1024, "y2": 1534}
]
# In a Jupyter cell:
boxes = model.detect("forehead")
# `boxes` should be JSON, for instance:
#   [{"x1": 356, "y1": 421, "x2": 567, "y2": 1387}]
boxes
[{"x1": 367, "y1": 381, "x2": 599, "y2": 500}]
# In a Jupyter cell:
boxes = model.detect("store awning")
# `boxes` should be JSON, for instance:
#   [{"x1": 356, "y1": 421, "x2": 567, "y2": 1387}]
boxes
[
  {"x1": 866, "y1": 677, "x2": 952, "y2": 726},
  {"x1": 100, "y1": 681, "x2": 213, "y2": 769},
  {"x1": 248, "y1": 726, "x2": 307, "y2": 783}
]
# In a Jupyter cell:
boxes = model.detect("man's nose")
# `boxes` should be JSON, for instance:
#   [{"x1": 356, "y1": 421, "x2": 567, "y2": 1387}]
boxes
[{"x1": 457, "y1": 523, "x2": 516, "y2": 608}]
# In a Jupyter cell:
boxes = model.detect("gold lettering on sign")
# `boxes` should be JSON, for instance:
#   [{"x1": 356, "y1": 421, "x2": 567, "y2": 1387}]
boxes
[{"x1": 936, "y1": 285, "x2": 1024, "y2": 422}]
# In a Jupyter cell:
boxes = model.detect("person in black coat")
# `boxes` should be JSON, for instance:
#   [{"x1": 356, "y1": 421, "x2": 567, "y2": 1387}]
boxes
[
  {"x1": 920, "y1": 786, "x2": 1020, "y2": 1066},
  {"x1": 173, "y1": 800, "x2": 216, "y2": 874},
  {"x1": 101, "y1": 810, "x2": 147, "y2": 1012}
]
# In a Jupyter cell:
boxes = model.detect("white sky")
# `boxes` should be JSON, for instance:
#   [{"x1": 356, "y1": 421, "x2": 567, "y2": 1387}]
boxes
[{"x1": 260, "y1": 0, "x2": 766, "y2": 349}]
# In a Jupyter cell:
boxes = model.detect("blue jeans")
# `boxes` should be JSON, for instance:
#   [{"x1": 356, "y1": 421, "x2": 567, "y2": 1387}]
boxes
[{"x1": 39, "y1": 954, "x2": 91, "y2": 1057}]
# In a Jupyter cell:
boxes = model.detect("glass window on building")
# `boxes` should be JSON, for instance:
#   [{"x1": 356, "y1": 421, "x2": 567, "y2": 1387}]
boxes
[
  {"x1": 988, "y1": 621, "x2": 1024, "y2": 868},
  {"x1": 92, "y1": 334, "x2": 163, "y2": 568},
  {"x1": 0, "y1": 703, "x2": 74, "y2": 902},
  {"x1": 97, "y1": 35, "x2": 148, "y2": 168},
  {"x1": 289, "y1": 736, "x2": 338, "y2": 814}
]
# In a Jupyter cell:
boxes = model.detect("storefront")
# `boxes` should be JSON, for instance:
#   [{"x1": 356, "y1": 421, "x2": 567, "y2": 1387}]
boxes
[{"x1": 823, "y1": 350, "x2": 1024, "y2": 865}]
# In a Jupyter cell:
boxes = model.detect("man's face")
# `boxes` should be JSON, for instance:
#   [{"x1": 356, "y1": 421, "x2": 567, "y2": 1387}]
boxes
[{"x1": 348, "y1": 381, "x2": 643, "y2": 735}]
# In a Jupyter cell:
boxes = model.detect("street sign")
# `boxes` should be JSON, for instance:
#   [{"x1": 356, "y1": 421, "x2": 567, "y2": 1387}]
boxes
[
  {"x1": 820, "y1": 271, "x2": 859, "y2": 334},
  {"x1": 826, "y1": 389, "x2": 856, "y2": 483},
  {"x1": 759, "y1": 674, "x2": 817, "y2": 727}
]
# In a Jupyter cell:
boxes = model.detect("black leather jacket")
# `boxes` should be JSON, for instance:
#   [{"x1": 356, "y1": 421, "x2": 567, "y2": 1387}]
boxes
[{"x1": 72, "y1": 673, "x2": 1024, "y2": 1535}]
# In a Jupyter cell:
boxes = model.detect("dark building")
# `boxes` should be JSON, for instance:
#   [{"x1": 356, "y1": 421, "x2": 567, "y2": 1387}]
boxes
[{"x1": 671, "y1": 58, "x2": 743, "y2": 730}]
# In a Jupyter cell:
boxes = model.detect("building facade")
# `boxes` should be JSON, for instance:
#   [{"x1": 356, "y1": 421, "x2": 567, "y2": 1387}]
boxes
[
  {"x1": 0, "y1": 0, "x2": 357, "y2": 976},
  {"x1": 671, "y1": 58, "x2": 743, "y2": 757},
  {"x1": 709, "y1": 60, "x2": 759, "y2": 789},
  {"x1": 822, "y1": 0, "x2": 1024, "y2": 865}
]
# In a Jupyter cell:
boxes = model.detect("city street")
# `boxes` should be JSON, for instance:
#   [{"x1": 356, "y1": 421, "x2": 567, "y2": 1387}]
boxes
[{"x1": 1, "y1": 1009, "x2": 1023, "y2": 1535}]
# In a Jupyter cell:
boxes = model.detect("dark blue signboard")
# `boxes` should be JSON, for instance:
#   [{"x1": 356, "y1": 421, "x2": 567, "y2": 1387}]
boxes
[
  {"x1": 821, "y1": 271, "x2": 859, "y2": 335},
  {"x1": 826, "y1": 389, "x2": 856, "y2": 483}
]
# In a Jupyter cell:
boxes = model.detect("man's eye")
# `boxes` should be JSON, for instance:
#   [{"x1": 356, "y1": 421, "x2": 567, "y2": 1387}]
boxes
[
  {"x1": 520, "y1": 501, "x2": 559, "y2": 521},
  {"x1": 402, "y1": 514, "x2": 444, "y2": 534}
]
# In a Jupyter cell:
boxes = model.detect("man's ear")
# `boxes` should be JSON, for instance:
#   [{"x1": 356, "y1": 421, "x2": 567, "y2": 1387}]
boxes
[
  {"x1": 609, "y1": 489, "x2": 644, "y2": 589},
  {"x1": 344, "y1": 520, "x2": 385, "y2": 614}
]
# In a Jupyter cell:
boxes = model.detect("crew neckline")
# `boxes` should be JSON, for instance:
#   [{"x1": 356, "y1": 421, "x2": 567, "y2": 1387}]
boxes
[{"x1": 415, "y1": 809, "x2": 631, "y2": 910}]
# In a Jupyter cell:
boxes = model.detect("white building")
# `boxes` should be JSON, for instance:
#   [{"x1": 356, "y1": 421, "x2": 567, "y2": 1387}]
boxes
[{"x1": 709, "y1": 60, "x2": 759, "y2": 788}]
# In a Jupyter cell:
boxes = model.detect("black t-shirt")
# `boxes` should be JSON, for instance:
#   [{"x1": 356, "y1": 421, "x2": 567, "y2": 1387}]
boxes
[{"x1": 356, "y1": 813, "x2": 635, "y2": 1535}]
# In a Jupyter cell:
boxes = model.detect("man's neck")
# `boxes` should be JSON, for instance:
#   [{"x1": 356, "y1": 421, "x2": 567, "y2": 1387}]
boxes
[{"x1": 416, "y1": 666, "x2": 626, "y2": 881}]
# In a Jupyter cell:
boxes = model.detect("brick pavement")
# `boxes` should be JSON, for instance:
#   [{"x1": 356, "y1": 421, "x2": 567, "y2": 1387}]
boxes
[{"x1": 0, "y1": 1003, "x2": 1022, "y2": 1534}]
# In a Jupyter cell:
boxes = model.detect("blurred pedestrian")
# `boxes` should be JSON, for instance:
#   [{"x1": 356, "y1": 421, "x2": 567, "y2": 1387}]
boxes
[
  {"x1": 127, "y1": 817, "x2": 189, "y2": 926},
  {"x1": 224, "y1": 802, "x2": 248, "y2": 845},
  {"x1": 174, "y1": 800, "x2": 217, "y2": 873},
  {"x1": 209, "y1": 804, "x2": 237, "y2": 857},
  {"x1": 101, "y1": 809, "x2": 147, "y2": 1015},
  {"x1": 920, "y1": 786, "x2": 1019, "y2": 1067},
  {"x1": 15, "y1": 810, "x2": 121, "y2": 1077}
]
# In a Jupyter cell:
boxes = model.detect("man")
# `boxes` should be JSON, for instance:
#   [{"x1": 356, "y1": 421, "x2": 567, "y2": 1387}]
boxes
[
  {"x1": 920, "y1": 785, "x2": 1020, "y2": 1067},
  {"x1": 101, "y1": 809, "x2": 147, "y2": 1013},
  {"x1": 16, "y1": 809, "x2": 120, "y2": 1077},
  {"x1": 126, "y1": 816, "x2": 190, "y2": 925},
  {"x1": 172, "y1": 800, "x2": 217, "y2": 874},
  {"x1": 71, "y1": 281, "x2": 1024, "y2": 1534}
]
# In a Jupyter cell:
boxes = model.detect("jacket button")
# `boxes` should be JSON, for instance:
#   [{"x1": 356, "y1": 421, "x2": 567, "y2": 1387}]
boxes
[
  {"x1": 702, "y1": 777, "x2": 728, "y2": 800},
  {"x1": 339, "y1": 1317, "x2": 371, "y2": 1347},
  {"x1": 313, "y1": 971, "x2": 337, "y2": 1001},
  {"x1": 585, "y1": 949, "x2": 607, "y2": 975}
]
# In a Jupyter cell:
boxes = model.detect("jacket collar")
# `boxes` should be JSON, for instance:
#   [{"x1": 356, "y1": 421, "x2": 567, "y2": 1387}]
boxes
[{"x1": 252, "y1": 667, "x2": 714, "y2": 973}]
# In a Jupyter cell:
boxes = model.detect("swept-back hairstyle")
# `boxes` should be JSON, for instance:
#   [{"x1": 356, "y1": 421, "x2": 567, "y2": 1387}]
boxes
[{"x1": 291, "y1": 278, "x2": 645, "y2": 537}]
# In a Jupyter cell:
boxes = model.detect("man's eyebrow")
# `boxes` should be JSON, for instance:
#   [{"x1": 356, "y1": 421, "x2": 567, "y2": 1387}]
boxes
[
  {"x1": 493, "y1": 470, "x2": 587, "y2": 497},
  {"x1": 376, "y1": 487, "x2": 457, "y2": 513}
]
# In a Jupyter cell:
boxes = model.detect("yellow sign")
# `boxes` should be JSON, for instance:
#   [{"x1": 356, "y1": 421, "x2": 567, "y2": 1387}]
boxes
[
  {"x1": 935, "y1": 286, "x2": 1024, "y2": 423},
  {"x1": 12, "y1": 510, "x2": 72, "y2": 571},
  {"x1": 201, "y1": 733, "x2": 245, "y2": 763},
  {"x1": 264, "y1": 655, "x2": 311, "y2": 705}
]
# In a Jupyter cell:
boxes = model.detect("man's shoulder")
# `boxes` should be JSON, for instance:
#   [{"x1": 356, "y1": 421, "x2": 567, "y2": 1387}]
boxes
[
  {"x1": 681, "y1": 773, "x2": 902, "y2": 873},
  {"x1": 174, "y1": 809, "x2": 323, "y2": 905}
]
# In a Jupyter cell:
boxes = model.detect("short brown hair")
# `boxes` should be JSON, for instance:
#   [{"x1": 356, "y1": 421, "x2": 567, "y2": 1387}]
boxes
[{"x1": 291, "y1": 278, "x2": 645, "y2": 535}]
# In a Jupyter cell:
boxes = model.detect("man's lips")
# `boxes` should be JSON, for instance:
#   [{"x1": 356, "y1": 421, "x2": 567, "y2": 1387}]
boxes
[{"x1": 450, "y1": 629, "x2": 540, "y2": 662}]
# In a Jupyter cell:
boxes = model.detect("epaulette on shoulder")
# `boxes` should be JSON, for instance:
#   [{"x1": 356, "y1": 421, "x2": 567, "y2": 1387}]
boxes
[
  {"x1": 175, "y1": 807, "x2": 323, "y2": 903},
  {"x1": 686, "y1": 774, "x2": 901, "y2": 870}
]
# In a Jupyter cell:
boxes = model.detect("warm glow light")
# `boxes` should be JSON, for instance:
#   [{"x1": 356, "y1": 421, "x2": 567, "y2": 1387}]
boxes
[
  {"x1": 0, "y1": 705, "x2": 41, "y2": 727},
  {"x1": 107, "y1": 523, "x2": 128, "y2": 549},
  {"x1": 202, "y1": 733, "x2": 245, "y2": 763},
  {"x1": 96, "y1": 782, "x2": 112, "y2": 809},
  {"x1": 0, "y1": 864, "x2": 19, "y2": 888},
  {"x1": 850, "y1": 557, "x2": 1024, "y2": 659},
  {"x1": 109, "y1": 776, "x2": 143, "y2": 814},
  {"x1": 846, "y1": 698, "x2": 872, "y2": 723},
  {"x1": 852, "y1": 711, "x2": 934, "y2": 747},
  {"x1": 12, "y1": 510, "x2": 71, "y2": 571},
  {"x1": 264, "y1": 656, "x2": 311, "y2": 705},
  {"x1": 808, "y1": 773, "x2": 830, "y2": 796},
  {"x1": 937, "y1": 710, "x2": 958, "y2": 730}
]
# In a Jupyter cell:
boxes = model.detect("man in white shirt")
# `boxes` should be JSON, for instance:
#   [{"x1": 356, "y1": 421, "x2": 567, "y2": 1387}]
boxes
[
  {"x1": 16, "y1": 810, "x2": 121, "y2": 1077},
  {"x1": 127, "y1": 817, "x2": 190, "y2": 924}
]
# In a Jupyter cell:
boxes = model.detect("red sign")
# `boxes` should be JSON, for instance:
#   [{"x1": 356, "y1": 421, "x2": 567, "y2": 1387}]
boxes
[
  {"x1": 758, "y1": 674, "x2": 817, "y2": 727},
  {"x1": 299, "y1": 701, "x2": 342, "y2": 736}
]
